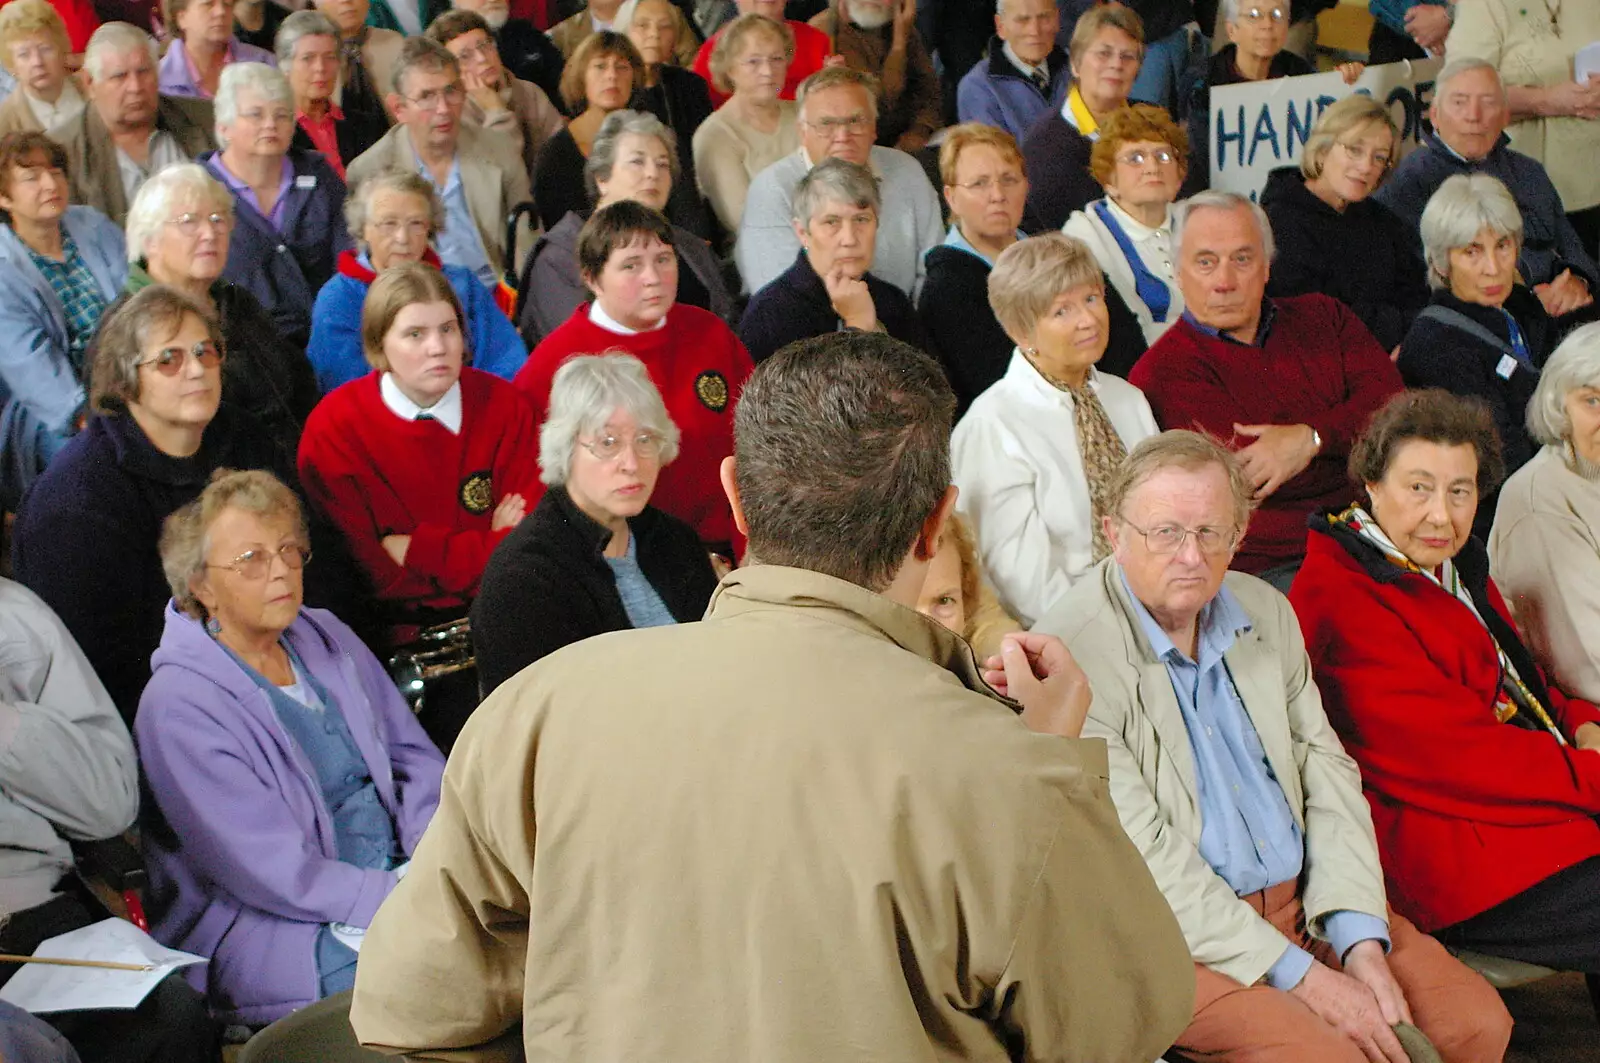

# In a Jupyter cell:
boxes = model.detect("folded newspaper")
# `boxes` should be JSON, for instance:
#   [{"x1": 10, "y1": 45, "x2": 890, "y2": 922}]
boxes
[{"x1": 0, "y1": 918, "x2": 205, "y2": 1014}]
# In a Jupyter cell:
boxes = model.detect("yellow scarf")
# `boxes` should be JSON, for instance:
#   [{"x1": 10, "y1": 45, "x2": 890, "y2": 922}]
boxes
[{"x1": 1067, "y1": 84, "x2": 1099, "y2": 138}]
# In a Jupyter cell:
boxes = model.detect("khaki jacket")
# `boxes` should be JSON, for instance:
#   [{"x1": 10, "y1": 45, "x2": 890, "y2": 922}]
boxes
[
  {"x1": 52, "y1": 95, "x2": 215, "y2": 228},
  {"x1": 346, "y1": 121, "x2": 535, "y2": 282},
  {"x1": 462, "y1": 77, "x2": 563, "y2": 182},
  {"x1": 1035, "y1": 561, "x2": 1387, "y2": 987},
  {"x1": 351, "y1": 564, "x2": 1194, "y2": 1062},
  {"x1": 0, "y1": 75, "x2": 85, "y2": 137}
]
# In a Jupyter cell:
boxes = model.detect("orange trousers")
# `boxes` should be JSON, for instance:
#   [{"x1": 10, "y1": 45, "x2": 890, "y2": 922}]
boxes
[{"x1": 1168, "y1": 881, "x2": 1513, "y2": 1063}]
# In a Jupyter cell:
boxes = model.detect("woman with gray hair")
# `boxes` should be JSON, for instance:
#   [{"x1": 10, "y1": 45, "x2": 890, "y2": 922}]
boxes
[
  {"x1": 103, "y1": 160, "x2": 318, "y2": 468},
  {"x1": 1396, "y1": 173, "x2": 1595, "y2": 533},
  {"x1": 1491, "y1": 322, "x2": 1600, "y2": 706},
  {"x1": 472, "y1": 352, "x2": 717, "y2": 695},
  {"x1": 279, "y1": 9, "x2": 388, "y2": 179},
  {"x1": 515, "y1": 107, "x2": 732, "y2": 346},
  {"x1": 735, "y1": 156, "x2": 926, "y2": 364},
  {"x1": 309, "y1": 169, "x2": 527, "y2": 392},
  {"x1": 198, "y1": 61, "x2": 352, "y2": 350},
  {"x1": 136, "y1": 466, "x2": 444, "y2": 1024},
  {"x1": 951, "y1": 231, "x2": 1158, "y2": 626}
]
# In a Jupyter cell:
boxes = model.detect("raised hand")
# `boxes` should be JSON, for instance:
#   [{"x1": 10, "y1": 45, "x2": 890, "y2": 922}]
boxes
[
  {"x1": 491, "y1": 493, "x2": 528, "y2": 532},
  {"x1": 981, "y1": 632, "x2": 1093, "y2": 739},
  {"x1": 823, "y1": 263, "x2": 878, "y2": 331}
]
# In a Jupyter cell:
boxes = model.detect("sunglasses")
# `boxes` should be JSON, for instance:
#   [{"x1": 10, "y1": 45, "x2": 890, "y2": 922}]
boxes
[{"x1": 135, "y1": 340, "x2": 225, "y2": 375}]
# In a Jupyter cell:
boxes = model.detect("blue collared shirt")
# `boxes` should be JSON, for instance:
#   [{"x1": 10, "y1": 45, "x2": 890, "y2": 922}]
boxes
[
  {"x1": 421, "y1": 155, "x2": 497, "y2": 290},
  {"x1": 1181, "y1": 298, "x2": 1278, "y2": 348},
  {"x1": 1122, "y1": 570, "x2": 1389, "y2": 988},
  {"x1": 939, "y1": 224, "x2": 1025, "y2": 268}
]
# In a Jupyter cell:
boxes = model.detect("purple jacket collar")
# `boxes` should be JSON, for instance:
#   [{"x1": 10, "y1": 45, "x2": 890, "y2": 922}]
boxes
[{"x1": 157, "y1": 37, "x2": 277, "y2": 99}]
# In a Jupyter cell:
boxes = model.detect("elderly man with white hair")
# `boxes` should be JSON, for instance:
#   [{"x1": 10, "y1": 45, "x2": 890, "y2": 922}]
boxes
[
  {"x1": 1128, "y1": 189, "x2": 1402, "y2": 590},
  {"x1": 471, "y1": 352, "x2": 719, "y2": 696},
  {"x1": 1375, "y1": 57, "x2": 1600, "y2": 320},
  {"x1": 198, "y1": 61, "x2": 352, "y2": 349},
  {"x1": 1492, "y1": 322, "x2": 1600, "y2": 707},
  {"x1": 1034, "y1": 428, "x2": 1514, "y2": 1063},
  {"x1": 736, "y1": 65, "x2": 942, "y2": 298},
  {"x1": 955, "y1": 0, "x2": 1068, "y2": 141},
  {"x1": 50, "y1": 22, "x2": 216, "y2": 227}
]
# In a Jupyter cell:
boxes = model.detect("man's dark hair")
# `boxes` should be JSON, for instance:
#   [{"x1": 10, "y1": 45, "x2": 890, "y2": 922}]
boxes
[
  {"x1": 576, "y1": 199, "x2": 676, "y2": 283},
  {"x1": 734, "y1": 333, "x2": 955, "y2": 592}
]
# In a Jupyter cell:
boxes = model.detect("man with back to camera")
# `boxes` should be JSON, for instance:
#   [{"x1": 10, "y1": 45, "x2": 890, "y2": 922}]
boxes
[{"x1": 350, "y1": 331, "x2": 1196, "y2": 1062}]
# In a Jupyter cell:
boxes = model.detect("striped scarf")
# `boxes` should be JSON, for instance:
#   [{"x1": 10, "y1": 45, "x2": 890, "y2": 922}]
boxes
[{"x1": 1332, "y1": 504, "x2": 1566, "y2": 743}]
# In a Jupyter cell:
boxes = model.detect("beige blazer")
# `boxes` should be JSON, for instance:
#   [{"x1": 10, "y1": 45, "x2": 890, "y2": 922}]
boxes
[
  {"x1": 0, "y1": 75, "x2": 86, "y2": 137},
  {"x1": 1490, "y1": 444, "x2": 1600, "y2": 704},
  {"x1": 462, "y1": 77, "x2": 563, "y2": 181},
  {"x1": 1035, "y1": 560, "x2": 1388, "y2": 987},
  {"x1": 52, "y1": 95, "x2": 216, "y2": 228},
  {"x1": 345, "y1": 120, "x2": 536, "y2": 281},
  {"x1": 350, "y1": 564, "x2": 1194, "y2": 1062}
]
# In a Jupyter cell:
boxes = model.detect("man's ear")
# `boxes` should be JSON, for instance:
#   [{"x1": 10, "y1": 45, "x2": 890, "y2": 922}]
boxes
[
  {"x1": 385, "y1": 92, "x2": 404, "y2": 117},
  {"x1": 914, "y1": 484, "x2": 959, "y2": 562},
  {"x1": 719, "y1": 455, "x2": 750, "y2": 537}
]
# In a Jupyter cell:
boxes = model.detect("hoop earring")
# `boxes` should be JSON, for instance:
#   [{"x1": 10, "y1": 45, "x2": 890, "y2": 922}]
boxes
[{"x1": 205, "y1": 615, "x2": 222, "y2": 638}]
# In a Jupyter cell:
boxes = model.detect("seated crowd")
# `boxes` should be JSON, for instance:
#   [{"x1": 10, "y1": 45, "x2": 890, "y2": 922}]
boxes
[{"x1": 3, "y1": 1, "x2": 1600, "y2": 1061}]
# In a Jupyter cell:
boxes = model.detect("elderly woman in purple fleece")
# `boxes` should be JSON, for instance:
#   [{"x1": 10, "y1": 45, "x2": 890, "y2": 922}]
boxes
[{"x1": 135, "y1": 468, "x2": 444, "y2": 1027}]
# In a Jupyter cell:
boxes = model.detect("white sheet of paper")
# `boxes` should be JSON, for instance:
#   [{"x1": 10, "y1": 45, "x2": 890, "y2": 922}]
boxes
[
  {"x1": 0, "y1": 918, "x2": 206, "y2": 1015},
  {"x1": 1577, "y1": 42, "x2": 1600, "y2": 83}
]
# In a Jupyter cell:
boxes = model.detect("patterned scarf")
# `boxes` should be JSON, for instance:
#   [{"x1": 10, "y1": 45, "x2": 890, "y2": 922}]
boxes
[
  {"x1": 1030, "y1": 358, "x2": 1126, "y2": 561},
  {"x1": 1331, "y1": 504, "x2": 1567, "y2": 743}
]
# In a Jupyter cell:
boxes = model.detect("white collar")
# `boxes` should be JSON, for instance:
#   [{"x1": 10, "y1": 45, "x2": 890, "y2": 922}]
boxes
[
  {"x1": 799, "y1": 145, "x2": 881, "y2": 177},
  {"x1": 1001, "y1": 41, "x2": 1046, "y2": 79},
  {"x1": 588, "y1": 300, "x2": 666, "y2": 334},
  {"x1": 590, "y1": 13, "x2": 614, "y2": 30},
  {"x1": 1104, "y1": 197, "x2": 1172, "y2": 242},
  {"x1": 380, "y1": 373, "x2": 463, "y2": 433}
]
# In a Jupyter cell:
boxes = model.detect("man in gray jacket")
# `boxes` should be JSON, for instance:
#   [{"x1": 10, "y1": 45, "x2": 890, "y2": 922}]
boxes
[{"x1": 0, "y1": 579, "x2": 217, "y2": 1063}]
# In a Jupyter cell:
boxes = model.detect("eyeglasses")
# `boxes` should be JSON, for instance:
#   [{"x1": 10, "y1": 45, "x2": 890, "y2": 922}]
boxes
[
  {"x1": 403, "y1": 82, "x2": 465, "y2": 109},
  {"x1": 1085, "y1": 45, "x2": 1141, "y2": 64},
  {"x1": 452, "y1": 39, "x2": 497, "y2": 64},
  {"x1": 956, "y1": 173, "x2": 1025, "y2": 193},
  {"x1": 738, "y1": 54, "x2": 788, "y2": 71},
  {"x1": 1336, "y1": 140, "x2": 1392, "y2": 168},
  {"x1": 11, "y1": 42, "x2": 59, "y2": 62},
  {"x1": 1118, "y1": 148, "x2": 1177, "y2": 167},
  {"x1": 1238, "y1": 5, "x2": 1288, "y2": 22},
  {"x1": 134, "y1": 340, "x2": 225, "y2": 375},
  {"x1": 206, "y1": 544, "x2": 312, "y2": 579},
  {"x1": 236, "y1": 107, "x2": 294, "y2": 124},
  {"x1": 579, "y1": 431, "x2": 664, "y2": 462},
  {"x1": 165, "y1": 211, "x2": 231, "y2": 236},
  {"x1": 371, "y1": 217, "x2": 431, "y2": 238},
  {"x1": 809, "y1": 113, "x2": 871, "y2": 135},
  {"x1": 1119, "y1": 517, "x2": 1238, "y2": 555}
]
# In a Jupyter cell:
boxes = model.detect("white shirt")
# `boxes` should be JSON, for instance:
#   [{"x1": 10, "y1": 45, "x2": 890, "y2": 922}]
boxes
[
  {"x1": 380, "y1": 373, "x2": 463, "y2": 434},
  {"x1": 24, "y1": 81, "x2": 83, "y2": 131},
  {"x1": 1062, "y1": 197, "x2": 1183, "y2": 346},
  {"x1": 951, "y1": 351, "x2": 1159, "y2": 625},
  {"x1": 1001, "y1": 41, "x2": 1048, "y2": 83},
  {"x1": 115, "y1": 130, "x2": 186, "y2": 209},
  {"x1": 588, "y1": 300, "x2": 666, "y2": 334}
]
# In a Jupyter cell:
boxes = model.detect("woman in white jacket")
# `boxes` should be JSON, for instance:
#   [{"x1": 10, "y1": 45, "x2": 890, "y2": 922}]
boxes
[{"x1": 952, "y1": 232, "x2": 1157, "y2": 626}]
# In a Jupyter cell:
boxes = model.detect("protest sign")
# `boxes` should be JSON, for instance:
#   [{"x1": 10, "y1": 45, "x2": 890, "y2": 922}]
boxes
[{"x1": 1208, "y1": 58, "x2": 1443, "y2": 199}]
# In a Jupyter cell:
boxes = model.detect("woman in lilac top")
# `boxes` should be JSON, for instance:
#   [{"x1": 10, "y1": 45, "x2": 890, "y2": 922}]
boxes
[
  {"x1": 157, "y1": 0, "x2": 275, "y2": 100},
  {"x1": 136, "y1": 469, "x2": 444, "y2": 1026}
]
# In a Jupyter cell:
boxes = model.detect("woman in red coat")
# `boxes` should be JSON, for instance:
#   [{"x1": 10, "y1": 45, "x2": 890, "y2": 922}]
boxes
[
  {"x1": 1290, "y1": 389, "x2": 1600, "y2": 975},
  {"x1": 299, "y1": 261, "x2": 539, "y2": 747},
  {"x1": 515, "y1": 199, "x2": 752, "y2": 557}
]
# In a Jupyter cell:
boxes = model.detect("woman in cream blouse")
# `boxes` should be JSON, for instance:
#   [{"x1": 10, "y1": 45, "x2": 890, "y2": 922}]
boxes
[{"x1": 951, "y1": 232, "x2": 1158, "y2": 626}]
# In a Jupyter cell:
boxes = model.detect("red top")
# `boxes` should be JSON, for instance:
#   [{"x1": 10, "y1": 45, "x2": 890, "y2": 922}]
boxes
[
  {"x1": 1291, "y1": 528, "x2": 1600, "y2": 931},
  {"x1": 510, "y1": 0, "x2": 549, "y2": 28},
  {"x1": 515, "y1": 303, "x2": 753, "y2": 551},
  {"x1": 1128, "y1": 294, "x2": 1403, "y2": 573},
  {"x1": 692, "y1": 19, "x2": 832, "y2": 108},
  {"x1": 297, "y1": 368, "x2": 540, "y2": 636},
  {"x1": 4, "y1": 0, "x2": 100, "y2": 51},
  {"x1": 296, "y1": 104, "x2": 346, "y2": 181}
]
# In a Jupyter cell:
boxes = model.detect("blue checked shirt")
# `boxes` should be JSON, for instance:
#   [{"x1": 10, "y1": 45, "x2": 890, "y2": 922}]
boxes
[{"x1": 27, "y1": 234, "x2": 108, "y2": 373}]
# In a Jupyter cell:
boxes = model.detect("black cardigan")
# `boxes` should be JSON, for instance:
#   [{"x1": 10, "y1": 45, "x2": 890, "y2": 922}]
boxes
[
  {"x1": 470, "y1": 485, "x2": 718, "y2": 695},
  {"x1": 737, "y1": 252, "x2": 928, "y2": 364},
  {"x1": 1260, "y1": 166, "x2": 1428, "y2": 351},
  {"x1": 636, "y1": 66, "x2": 715, "y2": 241}
]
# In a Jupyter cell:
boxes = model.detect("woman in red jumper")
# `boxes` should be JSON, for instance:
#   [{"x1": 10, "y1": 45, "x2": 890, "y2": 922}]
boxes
[
  {"x1": 515, "y1": 199, "x2": 752, "y2": 556},
  {"x1": 298, "y1": 261, "x2": 540, "y2": 747},
  {"x1": 1290, "y1": 389, "x2": 1600, "y2": 977}
]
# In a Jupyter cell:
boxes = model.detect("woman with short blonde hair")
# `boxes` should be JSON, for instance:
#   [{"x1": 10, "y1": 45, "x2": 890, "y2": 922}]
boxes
[
  {"x1": 952, "y1": 232, "x2": 1160, "y2": 626},
  {"x1": 0, "y1": 0, "x2": 82, "y2": 135},
  {"x1": 473, "y1": 352, "x2": 716, "y2": 695},
  {"x1": 139, "y1": 465, "x2": 445, "y2": 1023},
  {"x1": 298, "y1": 260, "x2": 541, "y2": 746},
  {"x1": 1261, "y1": 93, "x2": 1424, "y2": 351}
]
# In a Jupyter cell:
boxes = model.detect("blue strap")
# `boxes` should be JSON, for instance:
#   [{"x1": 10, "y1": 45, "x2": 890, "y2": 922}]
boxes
[
  {"x1": 1498, "y1": 308, "x2": 1534, "y2": 367},
  {"x1": 1093, "y1": 200, "x2": 1171, "y2": 323}
]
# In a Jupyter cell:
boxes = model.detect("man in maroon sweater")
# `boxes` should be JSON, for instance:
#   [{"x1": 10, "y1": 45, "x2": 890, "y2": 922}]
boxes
[{"x1": 1129, "y1": 191, "x2": 1403, "y2": 587}]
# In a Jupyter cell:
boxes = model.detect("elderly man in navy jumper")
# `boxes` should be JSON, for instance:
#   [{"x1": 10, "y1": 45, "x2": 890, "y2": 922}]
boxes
[
  {"x1": 956, "y1": 0, "x2": 1070, "y2": 140},
  {"x1": 1375, "y1": 57, "x2": 1598, "y2": 321}
]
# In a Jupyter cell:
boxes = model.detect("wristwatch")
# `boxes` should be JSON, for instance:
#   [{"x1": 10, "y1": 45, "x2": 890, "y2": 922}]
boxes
[{"x1": 1309, "y1": 427, "x2": 1323, "y2": 452}]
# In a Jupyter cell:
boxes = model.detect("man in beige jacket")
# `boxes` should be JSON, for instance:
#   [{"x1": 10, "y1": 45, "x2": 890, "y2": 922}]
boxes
[
  {"x1": 1035, "y1": 430, "x2": 1513, "y2": 1063},
  {"x1": 351, "y1": 332, "x2": 1195, "y2": 1062}
]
